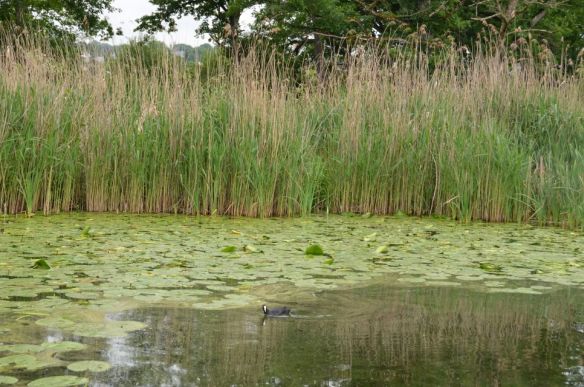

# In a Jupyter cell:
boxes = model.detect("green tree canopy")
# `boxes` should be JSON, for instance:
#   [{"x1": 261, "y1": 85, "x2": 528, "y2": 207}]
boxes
[
  {"x1": 356, "y1": 0, "x2": 584, "y2": 56},
  {"x1": 136, "y1": 0, "x2": 583, "y2": 60},
  {"x1": 256, "y1": 0, "x2": 367, "y2": 54},
  {"x1": 0, "y1": 0, "x2": 118, "y2": 39},
  {"x1": 136, "y1": 0, "x2": 260, "y2": 47}
]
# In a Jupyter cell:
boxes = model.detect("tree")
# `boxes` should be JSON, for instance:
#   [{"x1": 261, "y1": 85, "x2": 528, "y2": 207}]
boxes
[
  {"x1": 109, "y1": 39, "x2": 176, "y2": 76},
  {"x1": 136, "y1": 0, "x2": 582, "y2": 64},
  {"x1": 0, "y1": 0, "x2": 118, "y2": 39},
  {"x1": 136, "y1": 0, "x2": 260, "y2": 48},
  {"x1": 469, "y1": 0, "x2": 584, "y2": 56},
  {"x1": 255, "y1": 0, "x2": 367, "y2": 74},
  {"x1": 172, "y1": 43, "x2": 213, "y2": 62},
  {"x1": 355, "y1": 0, "x2": 584, "y2": 56}
]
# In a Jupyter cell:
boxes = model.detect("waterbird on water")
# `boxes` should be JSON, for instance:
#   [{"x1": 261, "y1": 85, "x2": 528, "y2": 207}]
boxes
[{"x1": 262, "y1": 304, "x2": 291, "y2": 316}]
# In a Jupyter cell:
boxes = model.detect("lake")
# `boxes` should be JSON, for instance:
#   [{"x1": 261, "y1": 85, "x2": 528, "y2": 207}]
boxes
[{"x1": 0, "y1": 214, "x2": 583, "y2": 386}]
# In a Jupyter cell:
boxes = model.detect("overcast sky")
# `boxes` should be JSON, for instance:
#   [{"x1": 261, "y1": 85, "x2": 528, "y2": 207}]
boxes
[
  {"x1": 105, "y1": 0, "x2": 207, "y2": 46},
  {"x1": 104, "y1": 0, "x2": 256, "y2": 47}
]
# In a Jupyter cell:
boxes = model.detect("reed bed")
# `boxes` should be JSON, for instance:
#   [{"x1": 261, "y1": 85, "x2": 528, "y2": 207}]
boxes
[{"x1": 0, "y1": 31, "x2": 583, "y2": 228}]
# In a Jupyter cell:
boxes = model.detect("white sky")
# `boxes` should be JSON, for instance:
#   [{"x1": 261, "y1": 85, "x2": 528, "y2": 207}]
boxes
[
  {"x1": 104, "y1": 0, "x2": 257, "y2": 47},
  {"x1": 105, "y1": 0, "x2": 207, "y2": 46}
]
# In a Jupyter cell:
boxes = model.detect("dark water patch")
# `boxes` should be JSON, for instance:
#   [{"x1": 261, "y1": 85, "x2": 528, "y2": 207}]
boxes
[{"x1": 35, "y1": 285, "x2": 580, "y2": 386}]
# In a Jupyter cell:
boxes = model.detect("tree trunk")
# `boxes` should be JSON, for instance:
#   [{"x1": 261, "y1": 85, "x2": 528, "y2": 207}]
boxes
[
  {"x1": 14, "y1": 0, "x2": 26, "y2": 27},
  {"x1": 229, "y1": 13, "x2": 241, "y2": 63},
  {"x1": 314, "y1": 33, "x2": 325, "y2": 81}
]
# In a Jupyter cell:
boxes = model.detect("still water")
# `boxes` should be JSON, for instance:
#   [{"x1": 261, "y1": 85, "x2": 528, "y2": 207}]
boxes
[
  {"x1": 1, "y1": 283, "x2": 583, "y2": 386},
  {"x1": 0, "y1": 214, "x2": 583, "y2": 385}
]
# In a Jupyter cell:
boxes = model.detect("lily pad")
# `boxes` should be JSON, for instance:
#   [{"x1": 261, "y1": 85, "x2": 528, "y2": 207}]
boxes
[
  {"x1": 488, "y1": 287, "x2": 542, "y2": 295},
  {"x1": 363, "y1": 233, "x2": 377, "y2": 242},
  {"x1": 0, "y1": 344, "x2": 43, "y2": 354},
  {"x1": 72, "y1": 320, "x2": 146, "y2": 338},
  {"x1": 31, "y1": 259, "x2": 50, "y2": 270},
  {"x1": 375, "y1": 245, "x2": 389, "y2": 254},
  {"x1": 0, "y1": 354, "x2": 61, "y2": 371},
  {"x1": 479, "y1": 262, "x2": 503, "y2": 273},
  {"x1": 67, "y1": 360, "x2": 111, "y2": 373},
  {"x1": 242, "y1": 245, "x2": 259, "y2": 253},
  {"x1": 64, "y1": 292, "x2": 100, "y2": 300},
  {"x1": 0, "y1": 375, "x2": 18, "y2": 385},
  {"x1": 27, "y1": 376, "x2": 89, "y2": 387},
  {"x1": 41, "y1": 342, "x2": 87, "y2": 353},
  {"x1": 35, "y1": 317, "x2": 76, "y2": 330},
  {"x1": 305, "y1": 245, "x2": 324, "y2": 256}
]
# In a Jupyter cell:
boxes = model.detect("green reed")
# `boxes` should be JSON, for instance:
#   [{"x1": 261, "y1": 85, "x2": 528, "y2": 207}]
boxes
[{"x1": 0, "y1": 32, "x2": 582, "y2": 228}]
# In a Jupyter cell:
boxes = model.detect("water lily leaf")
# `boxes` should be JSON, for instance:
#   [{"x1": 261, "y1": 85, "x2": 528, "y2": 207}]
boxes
[
  {"x1": 0, "y1": 344, "x2": 42, "y2": 354},
  {"x1": 221, "y1": 246, "x2": 237, "y2": 253},
  {"x1": 67, "y1": 360, "x2": 111, "y2": 373},
  {"x1": 31, "y1": 259, "x2": 50, "y2": 270},
  {"x1": 28, "y1": 376, "x2": 89, "y2": 387},
  {"x1": 398, "y1": 277, "x2": 426, "y2": 283},
  {"x1": 0, "y1": 375, "x2": 18, "y2": 384},
  {"x1": 376, "y1": 245, "x2": 389, "y2": 254},
  {"x1": 479, "y1": 262, "x2": 503, "y2": 272},
  {"x1": 488, "y1": 287, "x2": 542, "y2": 295},
  {"x1": 363, "y1": 233, "x2": 377, "y2": 242},
  {"x1": 35, "y1": 317, "x2": 76, "y2": 330},
  {"x1": 425, "y1": 281, "x2": 461, "y2": 287},
  {"x1": 41, "y1": 342, "x2": 87, "y2": 353},
  {"x1": 80, "y1": 226, "x2": 93, "y2": 238},
  {"x1": 72, "y1": 320, "x2": 146, "y2": 338},
  {"x1": 0, "y1": 354, "x2": 35, "y2": 370},
  {"x1": 0, "y1": 354, "x2": 61, "y2": 371},
  {"x1": 242, "y1": 245, "x2": 259, "y2": 253},
  {"x1": 305, "y1": 245, "x2": 324, "y2": 256},
  {"x1": 64, "y1": 292, "x2": 99, "y2": 300}
]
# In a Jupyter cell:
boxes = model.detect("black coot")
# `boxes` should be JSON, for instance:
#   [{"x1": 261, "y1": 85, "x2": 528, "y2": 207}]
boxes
[{"x1": 262, "y1": 304, "x2": 291, "y2": 316}]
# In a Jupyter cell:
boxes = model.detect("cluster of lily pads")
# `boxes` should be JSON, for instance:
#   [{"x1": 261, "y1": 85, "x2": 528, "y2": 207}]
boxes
[
  {"x1": 0, "y1": 340, "x2": 112, "y2": 385},
  {"x1": 0, "y1": 214, "x2": 582, "y2": 312},
  {"x1": 0, "y1": 213, "x2": 583, "y2": 384}
]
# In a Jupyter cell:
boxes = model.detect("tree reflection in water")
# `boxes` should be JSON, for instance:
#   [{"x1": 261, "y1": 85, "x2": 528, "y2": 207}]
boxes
[{"x1": 88, "y1": 285, "x2": 583, "y2": 386}]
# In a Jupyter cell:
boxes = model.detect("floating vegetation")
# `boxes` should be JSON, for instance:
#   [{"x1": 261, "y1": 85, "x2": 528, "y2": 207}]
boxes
[
  {"x1": 243, "y1": 245, "x2": 260, "y2": 253},
  {"x1": 0, "y1": 340, "x2": 88, "y2": 376},
  {"x1": 67, "y1": 361, "x2": 112, "y2": 373},
  {"x1": 0, "y1": 215, "x2": 581, "y2": 307},
  {"x1": 34, "y1": 318, "x2": 146, "y2": 339},
  {"x1": 305, "y1": 244, "x2": 325, "y2": 256},
  {"x1": 0, "y1": 214, "x2": 581, "y2": 356},
  {"x1": 0, "y1": 375, "x2": 18, "y2": 385},
  {"x1": 375, "y1": 246, "x2": 389, "y2": 254},
  {"x1": 31, "y1": 259, "x2": 50, "y2": 270},
  {"x1": 479, "y1": 262, "x2": 503, "y2": 273},
  {"x1": 27, "y1": 376, "x2": 89, "y2": 387}
]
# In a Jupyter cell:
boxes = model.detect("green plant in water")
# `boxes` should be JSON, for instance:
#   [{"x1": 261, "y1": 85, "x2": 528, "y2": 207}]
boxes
[
  {"x1": 31, "y1": 259, "x2": 50, "y2": 270},
  {"x1": 305, "y1": 244, "x2": 325, "y2": 256},
  {"x1": 0, "y1": 30, "x2": 582, "y2": 229}
]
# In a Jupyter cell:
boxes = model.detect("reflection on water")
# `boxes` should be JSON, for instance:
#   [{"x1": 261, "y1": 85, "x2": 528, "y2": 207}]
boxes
[{"x1": 72, "y1": 284, "x2": 583, "y2": 386}]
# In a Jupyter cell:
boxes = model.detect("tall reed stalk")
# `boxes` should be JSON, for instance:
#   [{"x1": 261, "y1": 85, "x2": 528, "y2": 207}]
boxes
[{"x1": 0, "y1": 31, "x2": 583, "y2": 228}]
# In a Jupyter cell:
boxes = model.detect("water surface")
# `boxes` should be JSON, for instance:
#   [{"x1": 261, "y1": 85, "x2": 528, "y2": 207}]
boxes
[{"x1": 0, "y1": 214, "x2": 582, "y2": 385}]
